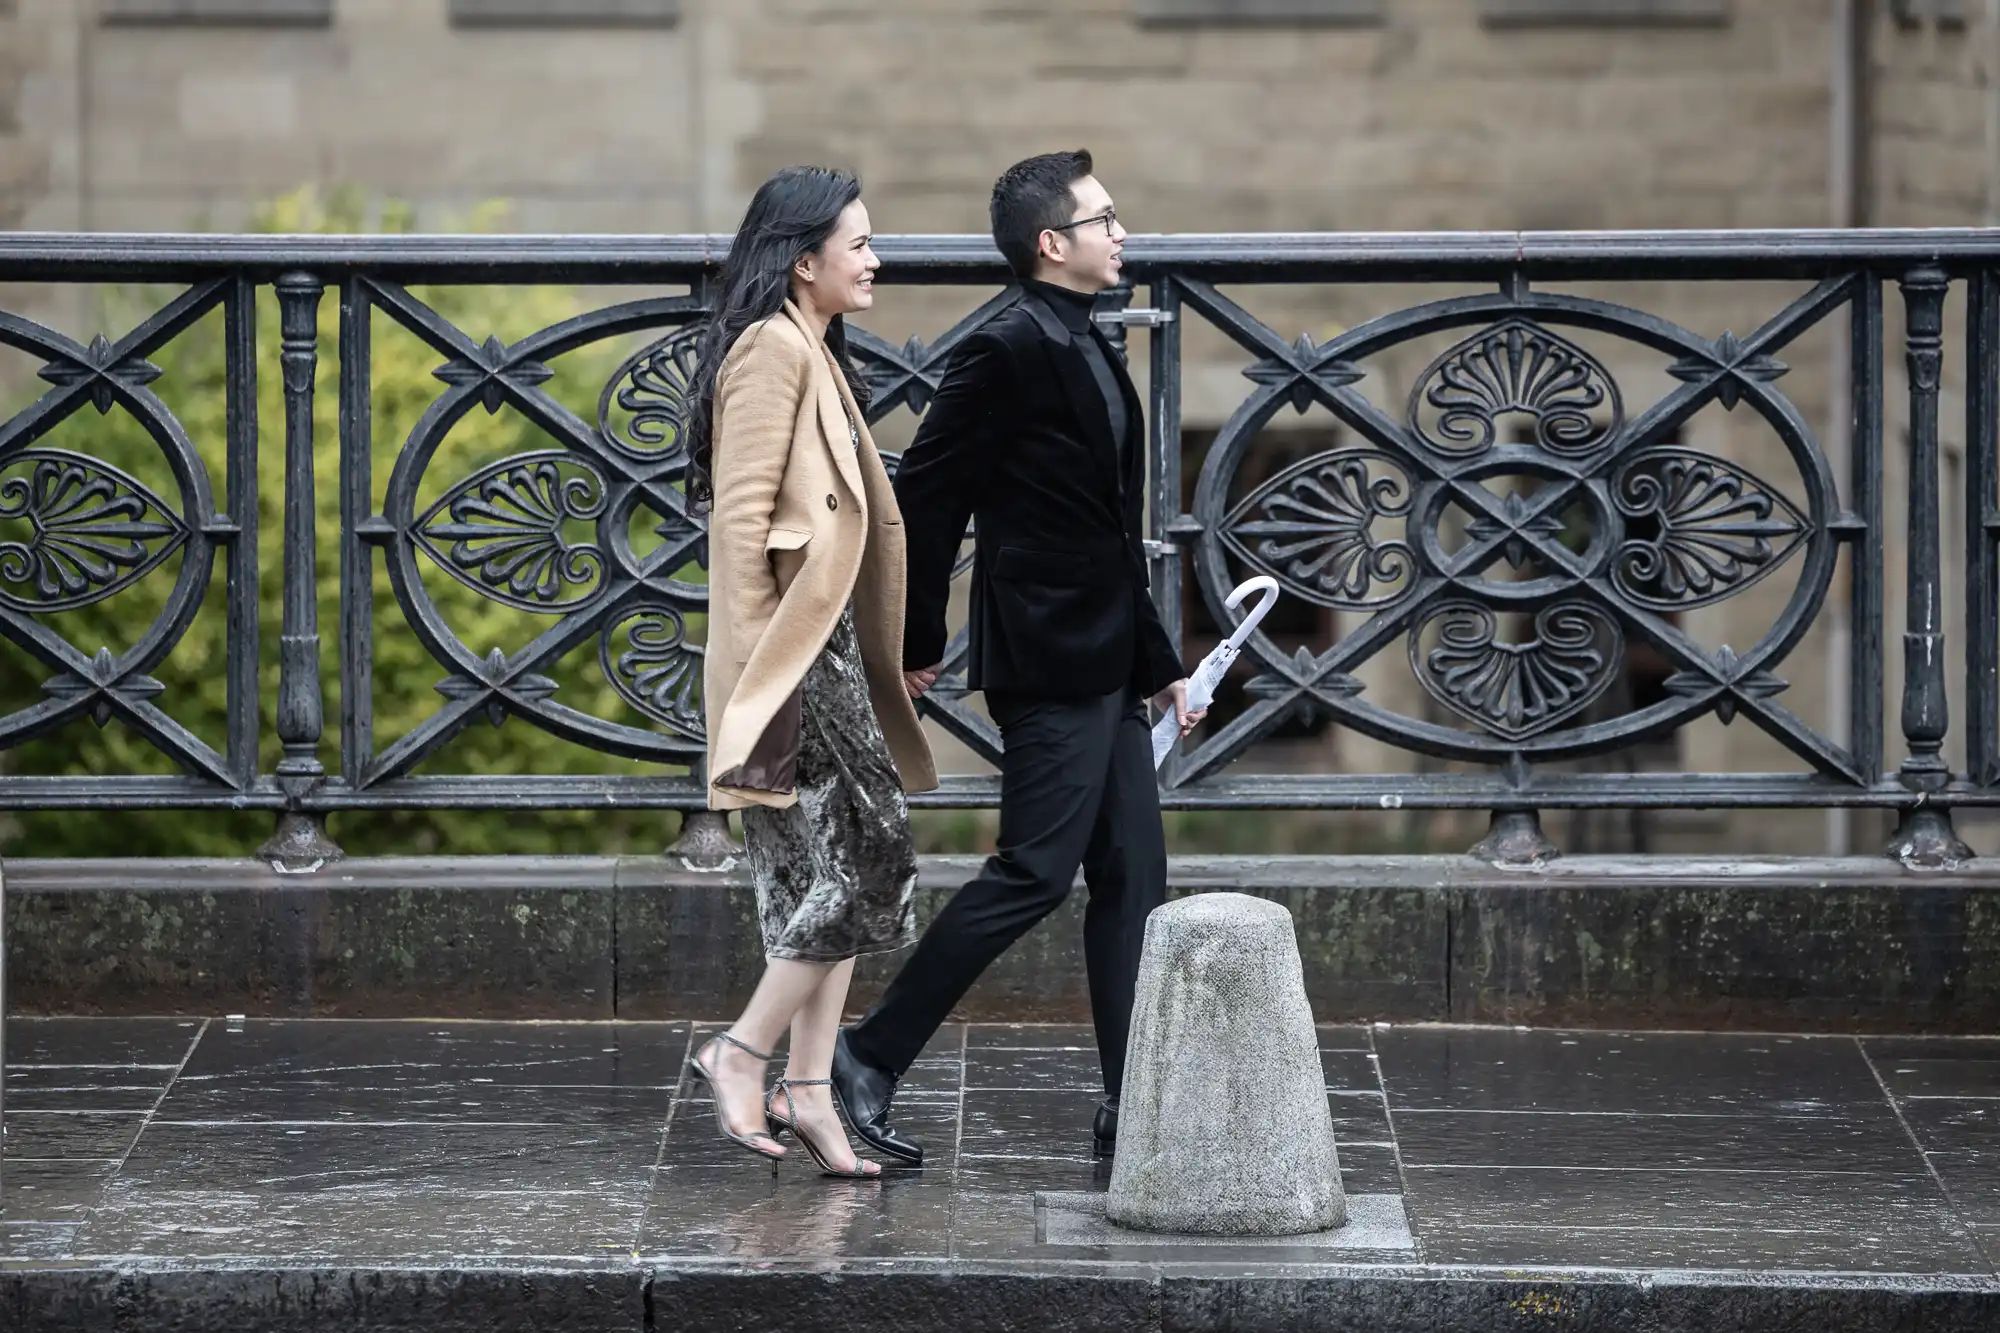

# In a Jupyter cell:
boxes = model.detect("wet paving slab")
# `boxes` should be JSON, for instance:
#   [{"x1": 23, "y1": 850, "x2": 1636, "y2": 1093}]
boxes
[{"x1": 2, "y1": 1018, "x2": 1999, "y2": 1331}]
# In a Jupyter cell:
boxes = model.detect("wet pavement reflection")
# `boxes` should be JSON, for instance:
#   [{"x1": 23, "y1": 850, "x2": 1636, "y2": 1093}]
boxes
[{"x1": 1, "y1": 1017, "x2": 1996, "y2": 1277}]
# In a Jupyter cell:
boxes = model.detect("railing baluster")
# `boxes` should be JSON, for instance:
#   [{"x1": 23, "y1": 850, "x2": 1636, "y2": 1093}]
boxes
[
  {"x1": 338, "y1": 277, "x2": 373, "y2": 789},
  {"x1": 1966, "y1": 269, "x2": 1999, "y2": 789},
  {"x1": 1849, "y1": 274, "x2": 1885, "y2": 788},
  {"x1": 665, "y1": 266, "x2": 737, "y2": 872},
  {"x1": 260, "y1": 271, "x2": 341, "y2": 869},
  {"x1": 223, "y1": 274, "x2": 261, "y2": 787},
  {"x1": 1889, "y1": 266, "x2": 1971, "y2": 866},
  {"x1": 1148, "y1": 276, "x2": 1185, "y2": 783}
]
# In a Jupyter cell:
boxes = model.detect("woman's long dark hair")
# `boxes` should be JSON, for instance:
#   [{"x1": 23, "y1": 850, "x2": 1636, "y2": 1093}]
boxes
[{"x1": 685, "y1": 166, "x2": 871, "y2": 509}]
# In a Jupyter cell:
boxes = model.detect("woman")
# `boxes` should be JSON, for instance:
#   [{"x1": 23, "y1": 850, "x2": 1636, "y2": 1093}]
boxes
[{"x1": 686, "y1": 166, "x2": 938, "y2": 1179}]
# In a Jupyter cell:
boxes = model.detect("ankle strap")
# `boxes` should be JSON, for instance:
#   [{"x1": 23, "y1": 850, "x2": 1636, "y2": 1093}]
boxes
[
  {"x1": 710, "y1": 1031, "x2": 776, "y2": 1063},
  {"x1": 769, "y1": 1075, "x2": 833, "y2": 1123}
]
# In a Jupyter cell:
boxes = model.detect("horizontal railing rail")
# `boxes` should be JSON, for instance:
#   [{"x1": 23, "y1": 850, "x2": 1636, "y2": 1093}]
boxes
[
  {"x1": 8, "y1": 228, "x2": 2000, "y2": 279},
  {"x1": 1, "y1": 229, "x2": 1996, "y2": 866}
]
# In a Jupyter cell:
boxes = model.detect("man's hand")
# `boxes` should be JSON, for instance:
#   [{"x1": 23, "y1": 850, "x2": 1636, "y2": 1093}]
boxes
[
  {"x1": 904, "y1": 665, "x2": 941, "y2": 699},
  {"x1": 1153, "y1": 679, "x2": 1207, "y2": 737}
]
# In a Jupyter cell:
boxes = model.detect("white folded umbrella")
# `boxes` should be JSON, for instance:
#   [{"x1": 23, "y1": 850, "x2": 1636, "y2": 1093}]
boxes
[{"x1": 1151, "y1": 575, "x2": 1281, "y2": 769}]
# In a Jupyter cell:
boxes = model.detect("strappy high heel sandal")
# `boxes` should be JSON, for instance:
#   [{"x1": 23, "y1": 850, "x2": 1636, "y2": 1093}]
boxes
[
  {"x1": 764, "y1": 1077, "x2": 882, "y2": 1179},
  {"x1": 687, "y1": 1032, "x2": 786, "y2": 1166}
]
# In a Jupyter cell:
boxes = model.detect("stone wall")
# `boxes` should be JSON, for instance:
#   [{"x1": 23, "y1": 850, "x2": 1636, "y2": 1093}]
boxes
[
  {"x1": 9, "y1": 853, "x2": 2000, "y2": 1030},
  {"x1": 732, "y1": 0, "x2": 1832, "y2": 236},
  {"x1": 1870, "y1": 4, "x2": 1995, "y2": 227},
  {"x1": 0, "y1": 0, "x2": 51, "y2": 233},
  {"x1": 1, "y1": 1, "x2": 1843, "y2": 233},
  {"x1": 6, "y1": 0, "x2": 719, "y2": 233}
]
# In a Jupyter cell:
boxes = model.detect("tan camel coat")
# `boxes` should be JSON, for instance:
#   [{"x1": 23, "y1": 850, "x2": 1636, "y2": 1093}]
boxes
[{"x1": 702, "y1": 301, "x2": 938, "y2": 811}]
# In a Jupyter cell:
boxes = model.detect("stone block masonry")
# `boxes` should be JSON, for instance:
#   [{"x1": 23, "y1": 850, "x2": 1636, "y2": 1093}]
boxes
[{"x1": 7, "y1": 854, "x2": 2000, "y2": 1030}]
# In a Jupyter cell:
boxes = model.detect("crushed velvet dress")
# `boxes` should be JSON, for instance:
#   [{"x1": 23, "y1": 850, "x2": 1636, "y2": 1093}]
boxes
[{"x1": 738, "y1": 372, "x2": 919, "y2": 963}]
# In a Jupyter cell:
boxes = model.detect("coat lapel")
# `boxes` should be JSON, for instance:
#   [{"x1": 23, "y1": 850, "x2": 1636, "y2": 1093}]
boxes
[
  {"x1": 780, "y1": 302, "x2": 868, "y2": 507},
  {"x1": 816, "y1": 371, "x2": 868, "y2": 505},
  {"x1": 1021, "y1": 294, "x2": 1122, "y2": 503}
]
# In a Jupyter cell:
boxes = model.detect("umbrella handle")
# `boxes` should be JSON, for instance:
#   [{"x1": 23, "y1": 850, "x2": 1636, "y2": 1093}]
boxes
[{"x1": 1220, "y1": 575, "x2": 1281, "y2": 652}]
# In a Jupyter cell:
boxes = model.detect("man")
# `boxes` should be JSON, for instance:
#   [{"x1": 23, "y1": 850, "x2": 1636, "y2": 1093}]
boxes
[{"x1": 832, "y1": 149, "x2": 1203, "y2": 1164}]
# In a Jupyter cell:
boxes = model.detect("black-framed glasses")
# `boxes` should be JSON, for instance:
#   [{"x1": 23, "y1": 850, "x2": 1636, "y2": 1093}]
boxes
[{"x1": 1048, "y1": 207, "x2": 1118, "y2": 238}]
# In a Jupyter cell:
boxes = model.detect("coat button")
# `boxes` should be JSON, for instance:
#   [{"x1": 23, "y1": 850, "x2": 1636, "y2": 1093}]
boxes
[{"x1": 826, "y1": 494, "x2": 839, "y2": 511}]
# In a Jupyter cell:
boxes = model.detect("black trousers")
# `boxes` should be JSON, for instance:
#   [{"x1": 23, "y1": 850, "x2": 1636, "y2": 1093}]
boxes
[{"x1": 847, "y1": 687, "x2": 1166, "y2": 1100}]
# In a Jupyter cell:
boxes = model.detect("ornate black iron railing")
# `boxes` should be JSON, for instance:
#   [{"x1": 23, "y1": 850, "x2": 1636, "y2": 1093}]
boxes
[{"x1": 3, "y1": 229, "x2": 2000, "y2": 865}]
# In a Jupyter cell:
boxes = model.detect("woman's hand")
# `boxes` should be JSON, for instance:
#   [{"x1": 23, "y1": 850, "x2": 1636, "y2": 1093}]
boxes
[{"x1": 904, "y1": 665, "x2": 940, "y2": 699}]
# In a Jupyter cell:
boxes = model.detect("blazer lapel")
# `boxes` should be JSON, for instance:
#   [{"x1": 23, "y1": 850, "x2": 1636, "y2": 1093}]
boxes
[
  {"x1": 1021, "y1": 294, "x2": 1122, "y2": 502},
  {"x1": 1099, "y1": 326, "x2": 1145, "y2": 501}
]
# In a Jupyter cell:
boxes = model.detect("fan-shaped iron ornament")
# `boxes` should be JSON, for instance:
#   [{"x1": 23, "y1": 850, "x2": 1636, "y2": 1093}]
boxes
[
  {"x1": 601, "y1": 603, "x2": 705, "y2": 737},
  {"x1": 600, "y1": 323, "x2": 702, "y2": 460},
  {"x1": 1219, "y1": 450, "x2": 1415, "y2": 610},
  {"x1": 1611, "y1": 447, "x2": 1808, "y2": 610},
  {"x1": 1412, "y1": 600, "x2": 1623, "y2": 742},
  {"x1": 413, "y1": 452, "x2": 609, "y2": 613},
  {"x1": 0, "y1": 450, "x2": 189, "y2": 613},
  {"x1": 1188, "y1": 278, "x2": 1842, "y2": 773},
  {"x1": 1410, "y1": 318, "x2": 1622, "y2": 457},
  {"x1": 371, "y1": 294, "x2": 719, "y2": 771}
]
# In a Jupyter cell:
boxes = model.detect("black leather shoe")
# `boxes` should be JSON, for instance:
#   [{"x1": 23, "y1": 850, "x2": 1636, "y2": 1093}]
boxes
[
  {"x1": 1092, "y1": 1098, "x2": 1119, "y2": 1158},
  {"x1": 831, "y1": 1030, "x2": 924, "y2": 1166}
]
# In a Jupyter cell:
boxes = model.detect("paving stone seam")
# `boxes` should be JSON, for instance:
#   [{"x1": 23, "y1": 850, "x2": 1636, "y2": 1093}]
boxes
[
  {"x1": 1854, "y1": 1035, "x2": 1994, "y2": 1273},
  {"x1": 632, "y1": 1022, "x2": 693, "y2": 1258},
  {"x1": 1368, "y1": 1022, "x2": 1422, "y2": 1266},
  {"x1": 1398, "y1": 1164, "x2": 1909, "y2": 1174},
  {"x1": 947, "y1": 1022, "x2": 969, "y2": 1261},
  {"x1": 64, "y1": 1017, "x2": 208, "y2": 1253},
  {"x1": 1389, "y1": 1107, "x2": 1869, "y2": 1118}
]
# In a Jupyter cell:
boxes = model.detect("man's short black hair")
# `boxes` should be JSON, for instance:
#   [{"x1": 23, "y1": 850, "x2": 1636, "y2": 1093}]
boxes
[{"x1": 990, "y1": 149, "x2": 1094, "y2": 279}]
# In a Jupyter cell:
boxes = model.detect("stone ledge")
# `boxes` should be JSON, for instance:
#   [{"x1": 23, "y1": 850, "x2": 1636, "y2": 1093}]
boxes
[
  {"x1": 4, "y1": 854, "x2": 1999, "y2": 1028},
  {"x1": 3, "y1": 1264, "x2": 1998, "y2": 1333}
]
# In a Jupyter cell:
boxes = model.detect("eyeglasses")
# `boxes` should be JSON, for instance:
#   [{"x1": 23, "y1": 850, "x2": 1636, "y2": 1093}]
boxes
[{"x1": 1047, "y1": 207, "x2": 1118, "y2": 238}]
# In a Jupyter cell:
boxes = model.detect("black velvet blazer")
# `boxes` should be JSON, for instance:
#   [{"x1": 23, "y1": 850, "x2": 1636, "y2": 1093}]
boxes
[{"x1": 893, "y1": 288, "x2": 1185, "y2": 699}]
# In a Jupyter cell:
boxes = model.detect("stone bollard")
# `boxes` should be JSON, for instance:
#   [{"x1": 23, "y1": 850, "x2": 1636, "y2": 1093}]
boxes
[{"x1": 1106, "y1": 892, "x2": 1345, "y2": 1235}]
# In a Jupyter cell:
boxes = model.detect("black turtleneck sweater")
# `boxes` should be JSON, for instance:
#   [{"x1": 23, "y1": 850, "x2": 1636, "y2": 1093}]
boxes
[{"x1": 1026, "y1": 280, "x2": 1130, "y2": 477}]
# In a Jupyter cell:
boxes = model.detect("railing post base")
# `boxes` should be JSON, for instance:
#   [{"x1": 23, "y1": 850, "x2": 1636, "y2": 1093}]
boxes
[
  {"x1": 1470, "y1": 810, "x2": 1559, "y2": 867},
  {"x1": 669, "y1": 810, "x2": 739, "y2": 873},
  {"x1": 1885, "y1": 804, "x2": 1971, "y2": 870},
  {"x1": 257, "y1": 812, "x2": 344, "y2": 874}
]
